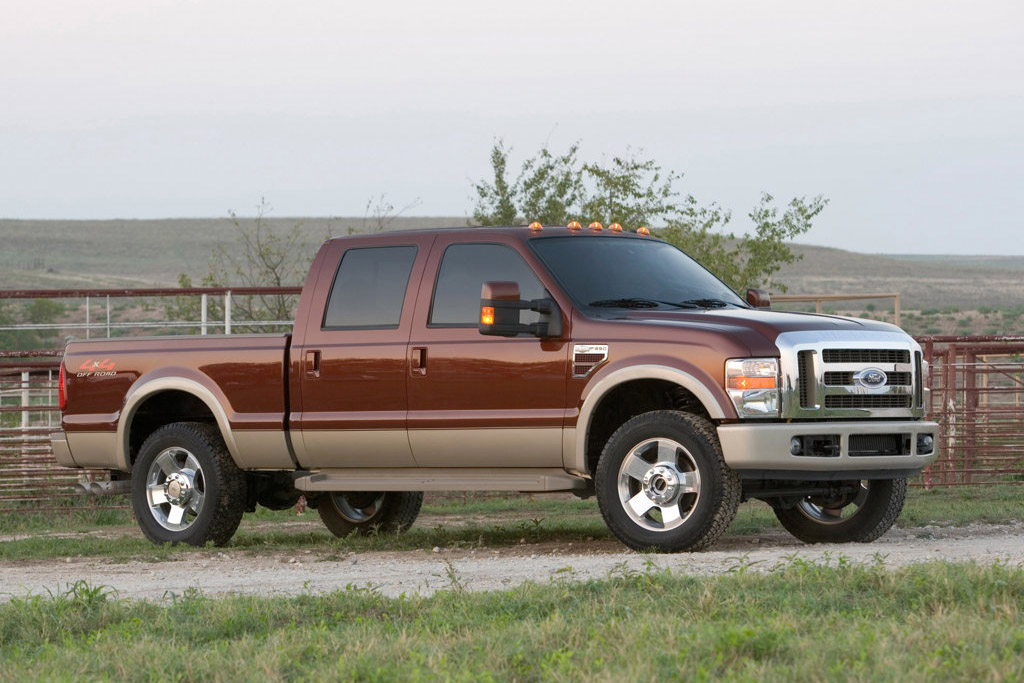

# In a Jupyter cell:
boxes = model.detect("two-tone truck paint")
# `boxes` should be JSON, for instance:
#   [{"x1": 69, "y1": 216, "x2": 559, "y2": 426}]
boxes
[{"x1": 53, "y1": 226, "x2": 938, "y2": 551}]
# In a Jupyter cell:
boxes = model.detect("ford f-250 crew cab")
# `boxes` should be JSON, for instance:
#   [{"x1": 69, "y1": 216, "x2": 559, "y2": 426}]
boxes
[{"x1": 52, "y1": 225, "x2": 939, "y2": 552}]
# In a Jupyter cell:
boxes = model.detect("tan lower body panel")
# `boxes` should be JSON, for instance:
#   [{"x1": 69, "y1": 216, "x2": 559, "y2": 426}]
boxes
[
  {"x1": 294, "y1": 467, "x2": 587, "y2": 492},
  {"x1": 294, "y1": 429, "x2": 415, "y2": 468},
  {"x1": 408, "y1": 428, "x2": 563, "y2": 467},
  {"x1": 50, "y1": 433, "x2": 76, "y2": 467},
  {"x1": 231, "y1": 430, "x2": 294, "y2": 469},
  {"x1": 64, "y1": 432, "x2": 120, "y2": 469}
]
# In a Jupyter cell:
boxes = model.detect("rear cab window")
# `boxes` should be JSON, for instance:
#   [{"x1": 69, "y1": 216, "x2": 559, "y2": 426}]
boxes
[{"x1": 322, "y1": 245, "x2": 418, "y2": 329}]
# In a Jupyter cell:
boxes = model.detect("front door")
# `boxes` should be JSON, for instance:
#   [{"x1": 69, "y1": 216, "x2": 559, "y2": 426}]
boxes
[{"x1": 406, "y1": 236, "x2": 569, "y2": 467}]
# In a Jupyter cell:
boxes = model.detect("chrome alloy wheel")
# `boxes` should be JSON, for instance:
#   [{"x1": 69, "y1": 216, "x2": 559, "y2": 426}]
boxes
[
  {"x1": 145, "y1": 447, "x2": 206, "y2": 531},
  {"x1": 617, "y1": 438, "x2": 701, "y2": 532},
  {"x1": 330, "y1": 492, "x2": 386, "y2": 524},
  {"x1": 796, "y1": 482, "x2": 869, "y2": 524}
]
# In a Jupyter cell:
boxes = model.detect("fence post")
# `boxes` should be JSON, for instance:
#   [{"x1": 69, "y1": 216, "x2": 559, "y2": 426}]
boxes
[
  {"x1": 21, "y1": 371, "x2": 29, "y2": 430},
  {"x1": 225, "y1": 291, "x2": 232, "y2": 335},
  {"x1": 201, "y1": 294, "x2": 208, "y2": 336},
  {"x1": 106, "y1": 295, "x2": 111, "y2": 338},
  {"x1": 85, "y1": 295, "x2": 90, "y2": 339}
]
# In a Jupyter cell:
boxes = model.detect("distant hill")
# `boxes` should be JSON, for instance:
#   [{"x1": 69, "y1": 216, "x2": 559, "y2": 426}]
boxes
[
  {"x1": 2, "y1": 218, "x2": 1022, "y2": 311},
  {"x1": 777, "y1": 245, "x2": 1024, "y2": 310}
]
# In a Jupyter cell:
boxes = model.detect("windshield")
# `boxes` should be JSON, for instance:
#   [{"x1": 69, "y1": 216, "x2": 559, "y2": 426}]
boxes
[{"x1": 529, "y1": 236, "x2": 746, "y2": 311}]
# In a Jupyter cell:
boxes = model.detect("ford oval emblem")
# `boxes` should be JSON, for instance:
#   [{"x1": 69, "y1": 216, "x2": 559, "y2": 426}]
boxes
[{"x1": 854, "y1": 368, "x2": 888, "y2": 389}]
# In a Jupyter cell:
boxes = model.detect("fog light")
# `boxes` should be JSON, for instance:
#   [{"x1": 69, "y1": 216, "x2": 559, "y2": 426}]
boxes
[
  {"x1": 790, "y1": 437, "x2": 803, "y2": 456},
  {"x1": 917, "y1": 434, "x2": 935, "y2": 455}
]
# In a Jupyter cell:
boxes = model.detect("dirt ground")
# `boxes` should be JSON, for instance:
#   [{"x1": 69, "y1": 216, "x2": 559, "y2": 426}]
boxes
[{"x1": 4, "y1": 521, "x2": 1024, "y2": 601}]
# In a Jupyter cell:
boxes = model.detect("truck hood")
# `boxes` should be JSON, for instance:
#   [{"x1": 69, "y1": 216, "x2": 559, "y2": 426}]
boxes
[{"x1": 618, "y1": 308, "x2": 903, "y2": 355}]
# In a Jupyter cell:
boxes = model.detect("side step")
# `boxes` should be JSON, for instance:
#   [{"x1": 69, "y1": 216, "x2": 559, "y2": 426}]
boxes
[{"x1": 292, "y1": 468, "x2": 588, "y2": 492}]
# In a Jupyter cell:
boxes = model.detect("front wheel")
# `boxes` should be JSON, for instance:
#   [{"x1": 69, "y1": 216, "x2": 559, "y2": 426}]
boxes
[
  {"x1": 317, "y1": 491, "x2": 423, "y2": 537},
  {"x1": 131, "y1": 422, "x2": 246, "y2": 546},
  {"x1": 773, "y1": 478, "x2": 907, "y2": 544},
  {"x1": 595, "y1": 410, "x2": 740, "y2": 552}
]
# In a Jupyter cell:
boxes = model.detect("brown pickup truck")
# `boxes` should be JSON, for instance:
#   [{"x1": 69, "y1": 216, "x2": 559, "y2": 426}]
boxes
[{"x1": 52, "y1": 225, "x2": 938, "y2": 552}]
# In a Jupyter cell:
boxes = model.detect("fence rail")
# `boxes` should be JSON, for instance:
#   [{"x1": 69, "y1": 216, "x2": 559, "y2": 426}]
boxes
[{"x1": 3, "y1": 285, "x2": 1024, "y2": 512}]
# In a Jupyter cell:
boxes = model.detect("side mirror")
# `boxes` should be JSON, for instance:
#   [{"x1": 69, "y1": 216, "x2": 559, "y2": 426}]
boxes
[
  {"x1": 746, "y1": 288, "x2": 771, "y2": 309},
  {"x1": 479, "y1": 281, "x2": 562, "y2": 338}
]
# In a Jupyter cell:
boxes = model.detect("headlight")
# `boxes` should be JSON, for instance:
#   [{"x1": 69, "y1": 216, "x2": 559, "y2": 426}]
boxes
[{"x1": 725, "y1": 358, "x2": 779, "y2": 418}]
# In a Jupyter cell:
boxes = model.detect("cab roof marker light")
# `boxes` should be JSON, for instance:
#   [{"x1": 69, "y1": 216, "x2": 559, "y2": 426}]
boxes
[
  {"x1": 636, "y1": 226, "x2": 651, "y2": 236},
  {"x1": 609, "y1": 223, "x2": 623, "y2": 232},
  {"x1": 567, "y1": 221, "x2": 582, "y2": 231},
  {"x1": 528, "y1": 221, "x2": 543, "y2": 232},
  {"x1": 589, "y1": 222, "x2": 603, "y2": 231}
]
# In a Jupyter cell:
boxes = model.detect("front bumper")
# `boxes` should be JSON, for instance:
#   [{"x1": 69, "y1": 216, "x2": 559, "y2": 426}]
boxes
[{"x1": 717, "y1": 420, "x2": 939, "y2": 480}]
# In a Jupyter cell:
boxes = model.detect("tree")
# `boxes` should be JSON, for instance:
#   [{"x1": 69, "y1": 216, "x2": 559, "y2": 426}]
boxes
[
  {"x1": 471, "y1": 140, "x2": 827, "y2": 292},
  {"x1": 168, "y1": 199, "x2": 313, "y2": 331},
  {"x1": 473, "y1": 140, "x2": 583, "y2": 227}
]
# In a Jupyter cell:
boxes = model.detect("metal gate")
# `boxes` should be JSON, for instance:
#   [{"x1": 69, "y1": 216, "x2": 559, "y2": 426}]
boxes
[{"x1": 920, "y1": 336, "x2": 1024, "y2": 486}]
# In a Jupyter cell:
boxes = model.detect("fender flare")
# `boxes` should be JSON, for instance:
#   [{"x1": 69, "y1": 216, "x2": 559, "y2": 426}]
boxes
[
  {"x1": 117, "y1": 375, "x2": 241, "y2": 471},
  {"x1": 568, "y1": 364, "x2": 730, "y2": 475}
]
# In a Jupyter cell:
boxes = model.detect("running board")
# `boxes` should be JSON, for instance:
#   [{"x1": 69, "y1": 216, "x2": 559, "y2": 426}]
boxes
[{"x1": 292, "y1": 468, "x2": 588, "y2": 492}]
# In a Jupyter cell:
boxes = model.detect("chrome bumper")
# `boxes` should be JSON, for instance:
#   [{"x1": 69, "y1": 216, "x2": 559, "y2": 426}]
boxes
[{"x1": 717, "y1": 420, "x2": 939, "y2": 477}]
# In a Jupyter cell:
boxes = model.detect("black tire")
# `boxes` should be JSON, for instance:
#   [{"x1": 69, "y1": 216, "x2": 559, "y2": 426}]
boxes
[
  {"x1": 773, "y1": 478, "x2": 907, "y2": 544},
  {"x1": 595, "y1": 410, "x2": 740, "y2": 552},
  {"x1": 317, "y1": 491, "x2": 423, "y2": 537},
  {"x1": 131, "y1": 422, "x2": 246, "y2": 546}
]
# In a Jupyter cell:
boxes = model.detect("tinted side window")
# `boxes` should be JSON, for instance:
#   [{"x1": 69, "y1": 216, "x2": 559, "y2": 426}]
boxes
[
  {"x1": 429, "y1": 243, "x2": 545, "y2": 326},
  {"x1": 322, "y1": 246, "x2": 417, "y2": 329}
]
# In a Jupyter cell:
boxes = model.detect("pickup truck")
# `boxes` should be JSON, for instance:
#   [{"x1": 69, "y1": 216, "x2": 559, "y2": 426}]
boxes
[{"x1": 52, "y1": 225, "x2": 939, "y2": 552}]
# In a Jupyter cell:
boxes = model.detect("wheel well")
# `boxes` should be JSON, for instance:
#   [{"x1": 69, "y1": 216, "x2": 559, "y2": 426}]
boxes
[
  {"x1": 128, "y1": 390, "x2": 217, "y2": 465},
  {"x1": 585, "y1": 379, "x2": 711, "y2": 475}
]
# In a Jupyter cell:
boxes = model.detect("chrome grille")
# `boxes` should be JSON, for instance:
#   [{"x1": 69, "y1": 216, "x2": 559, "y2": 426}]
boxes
[
  {"x1": 825, "y1": 395, "x2": 912, "y2": 409},
  {"x1": 822, "y1": 349, "x2": 910, "y2": 364},
  {"x1": 778, "y1": 331, "x2": 926, "y2": 419},
  {"x1": 823, "y1": 371, "x2": 912, "y2": 386},
  {"x1": 798, "y1": 350, "x2": 814, "y2": 408}
]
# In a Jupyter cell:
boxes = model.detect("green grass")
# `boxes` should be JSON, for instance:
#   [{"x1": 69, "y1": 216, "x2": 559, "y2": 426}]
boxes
[
  {"x1": 2, "y1": 485, "x2": 1023, "y2": 563},
  {"x1": 2, "y1": 561, "x2": 1024, "y2": 680}
]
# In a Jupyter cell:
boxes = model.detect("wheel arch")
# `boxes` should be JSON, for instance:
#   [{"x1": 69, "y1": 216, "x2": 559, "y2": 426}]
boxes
[
  {"x1": 118, "y1": 374, "x2": 241, "y2": 471},
  {"x1": 569, "y1": 365, "x2": 730, "y2": 476}
]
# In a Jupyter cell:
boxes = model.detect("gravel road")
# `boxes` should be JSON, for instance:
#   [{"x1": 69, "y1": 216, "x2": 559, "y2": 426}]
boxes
[{"x1": 4, "y1": 522, "x2": 1024, "y2": 601}]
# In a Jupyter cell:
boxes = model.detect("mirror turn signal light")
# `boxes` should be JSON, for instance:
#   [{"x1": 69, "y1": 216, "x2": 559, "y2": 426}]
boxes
[{"x1": 480, "y1": 306, "x2": 495, "y2": 326}]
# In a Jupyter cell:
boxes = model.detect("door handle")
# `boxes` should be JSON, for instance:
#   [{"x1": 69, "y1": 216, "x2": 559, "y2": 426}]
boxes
[
  {"x1": 305, "y1": 350, "x2": 321, "y2": 378},
  {"x1": 410, "y1": 347, "x2": 427, "y2": 377}
]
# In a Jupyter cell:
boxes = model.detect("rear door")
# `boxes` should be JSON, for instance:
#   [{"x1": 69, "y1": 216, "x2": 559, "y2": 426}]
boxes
[
  {"x1": 406, "y1": 234, "x2": 570, "y2": 467},
  {"x1": 291, "y1": 234, "x2": 434, "y2": 468}
]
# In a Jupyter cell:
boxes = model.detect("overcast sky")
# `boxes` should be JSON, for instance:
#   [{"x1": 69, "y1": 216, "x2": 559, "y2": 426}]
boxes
[{"x1": 1, "y1": 1, "x2": 1021, "y2": 254}]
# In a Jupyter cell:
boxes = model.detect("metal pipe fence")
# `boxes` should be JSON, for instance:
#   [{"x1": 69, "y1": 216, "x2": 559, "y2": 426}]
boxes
[
  {"x1": 3, "y1": 285, "x2": 1024, "y2": 512},
  {"x1": 919, "y1": 336, "x2": 1024, "y2": 487},
  {"x1": 0, "y1": 355, "x2": 119, "y2": 511}
]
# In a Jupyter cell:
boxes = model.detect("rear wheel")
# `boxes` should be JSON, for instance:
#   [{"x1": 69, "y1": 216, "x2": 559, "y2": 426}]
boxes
[
  {"x1": 595, "y1": 410, "x2": 740, "y2": 552},
  {"x1": 131, "y1": 422, "x2": 246, "y2": 546},
  {"x1": 773, "y1": 478, "x2": 907, "y2": 544},
  {"x1": 317, "y1": 491, "x2": 423, "y2": 537}
]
